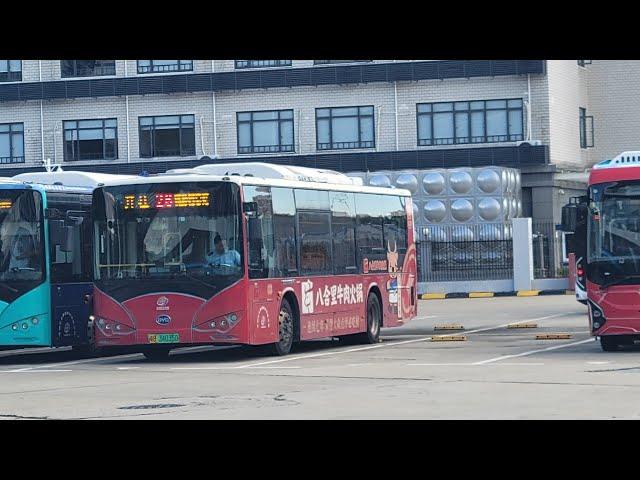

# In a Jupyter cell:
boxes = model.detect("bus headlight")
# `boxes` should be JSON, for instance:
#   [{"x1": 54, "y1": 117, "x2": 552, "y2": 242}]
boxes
[
  {"x1": 31, "y1": 317, "x2": 39, "y2": 325},
  {"x1": 194, "y1": 312, "x2": 240, "y2": 333},
  {"x1": 95, "y1": 317, "x2": 135, "y2": 337},
  {"x1": 11, "y1": 324, "x2": 18, "y2": 331},
  {"x1": 589, "y1": 301, "x2": 606, "y2": 332}
]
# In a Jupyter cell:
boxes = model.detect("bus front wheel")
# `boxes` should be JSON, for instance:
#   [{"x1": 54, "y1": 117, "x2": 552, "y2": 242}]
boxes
[
  {"x1": 267, "y1": 299, "x2": 296, "y2": 356},
  {"x1": 600, "y1": 336, "x2": 619, "y2": 352}
]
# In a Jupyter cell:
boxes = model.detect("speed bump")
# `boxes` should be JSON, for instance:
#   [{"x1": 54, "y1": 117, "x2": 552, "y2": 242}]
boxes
[
  {"x1": 434, "y1": 324, "x2": 465, "y2": 331},
  {"x1": 431, "y1": 335, "x2": 467, "y2": 342},
  {"x1": 469, "y1": 292, "x2": 493, "y2": 298},
  {"x1": 422, "y1": 293, "x2": 447, "y2": 300},
  {"x1": 507, "y1": 323, "x2": 538, "y2": 329},
  {"x1": 535, "y1": 333, "x2": 572, "y2": 340}
]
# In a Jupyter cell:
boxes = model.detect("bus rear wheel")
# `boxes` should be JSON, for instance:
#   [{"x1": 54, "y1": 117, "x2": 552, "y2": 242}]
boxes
[
  {"x1": 342, "y1": 292, "x2": 381, "y2": 345},
  {"x1": 142, "y1": 347, "x2": 172, "y2": 361},
  {"x1": 267, "y1": 299, "x2": 295, "y2": 356},
  {"x1": 601, "y1": 336, "x2": 619, "y2": 352}
]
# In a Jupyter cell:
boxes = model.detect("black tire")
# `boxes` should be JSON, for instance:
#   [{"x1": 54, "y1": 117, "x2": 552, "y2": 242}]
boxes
[
  {"x1": 267, "y1": 299, "x2": 296, "y2": 356},
  {"x1": 71, "y1": 320, "x2": 102, "y2": 358},
  {"x1": 142, "y1": 347, "x2": 172, "y2": 361},
  {"x1": 601, "y1": 336, "x2": 619, "y2": 352},
  {"x1": 351, "y1": 292, "x2": 382, "y2": 345}
]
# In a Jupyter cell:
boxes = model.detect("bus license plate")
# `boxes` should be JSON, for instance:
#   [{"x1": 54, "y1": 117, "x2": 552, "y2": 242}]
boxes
[{"x1": 148, "y1": 333, "x2": 179, "y2": 344}]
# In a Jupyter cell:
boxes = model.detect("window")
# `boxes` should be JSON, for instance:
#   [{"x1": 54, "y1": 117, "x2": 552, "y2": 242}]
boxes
[
  {"x1": 0, "y1": 123, "x2": 24, "y2": 164},
  {"x1": 237, "y1": 110, "x2": 294, "y2": 154},
  {"x1": 577, "y1": 60, "x2": 592, "y2": 67},
  {"x1": 0, "y1": 60, "x2": 21, "y2": 82},
  {"x1": 316, "y1": 106, "x2": 375, "y2": 150},
  {"x1": 272, "y1": 187, "x2": 298, "y2": 276},
  {"x1": 63, "y1": 119, "x2": 118, "y2": 161},
  {"x1": 48, "y1": 199, "x2": 92, "y2": 283},
  {"x1": 295, "y1": 189, "x2": 332, "y2": 275},
  {"x1": 60, "y1": 60, "x2": 115, "y2": 78},
  {"x1": 579, "y1": 107, "x2": 594, "y2": 148},
  {"x1": 417, "y1": 99, "x2": 524, "y2": 146},
  {"x1": 244, "y1": 185, "x2": 275, "y2": 279},
  {"x1": 314, "y1": 60, "x2": 372, "y2": 65},
  {"x1": 137, "y1": 60, "x2": 193, "y2": 74},
  {"x1": 235, "y1": 60, "x2": 292, "y2": 69},
  {"x1": 139, "y1": 115, "x2": 196, "y2": 158},
  {"x1": 355, "y1": 193, "x2": 384, "y2": 254},
  {"x1": 330, "y1": 191, "x2": 357, "y2": 274}
]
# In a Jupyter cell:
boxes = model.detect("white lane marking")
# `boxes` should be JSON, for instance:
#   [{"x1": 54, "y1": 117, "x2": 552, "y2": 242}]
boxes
[
  {"x1": 8, "y1": 352, "x2": 145, "y2": 372},
  {"x1": 232, "y1": 313, "x2": 572, "y2": 370},
  {"x1": 406, "y1": 363, "x2": 544, "y2": 366},
  {"x1": 587, "y1": 361, "x2": 610, "y2": 365},
  {"x1": 1, "y1": 369, "x2": 72, "y2": 373},
  {"x1": 472, "y1": 338, "x2": 594, "y2": 365},
  {"x1": 117, "y1": 367, "x2": 140, "y2": 370}
]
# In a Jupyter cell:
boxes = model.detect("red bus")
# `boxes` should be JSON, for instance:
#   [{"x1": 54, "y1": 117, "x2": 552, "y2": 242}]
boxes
[
  {"x1": 90, "y1": 163, "x2": 417, "y2": 359},
  {"x1": 584, "y1": 152, "x2": 640, "y2": 351}
]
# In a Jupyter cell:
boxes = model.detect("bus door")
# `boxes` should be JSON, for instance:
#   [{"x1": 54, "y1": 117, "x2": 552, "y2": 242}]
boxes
[{"x1": 48, "y1": 204, "x2": 93, "y2": 347}]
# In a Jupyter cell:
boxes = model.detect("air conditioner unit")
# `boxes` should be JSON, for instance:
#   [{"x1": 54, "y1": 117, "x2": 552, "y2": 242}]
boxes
[{"x1": 516, "y1": 140, "x2": 542, "y2": 147}]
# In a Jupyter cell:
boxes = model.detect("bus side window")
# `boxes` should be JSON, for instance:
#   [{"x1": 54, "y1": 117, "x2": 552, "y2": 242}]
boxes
[
  {"x1": 330, "y1": 191, "x2": 357, "y2": 274},
  {"x1": 355, "y1": 192, "x2": 384, "y2": 264},
  {"x1": 272, "y1": 187, "x2": 298, "y2": 277},
  {"x1": 243, "y1": 186, "x2": 274, "y2": 280}
]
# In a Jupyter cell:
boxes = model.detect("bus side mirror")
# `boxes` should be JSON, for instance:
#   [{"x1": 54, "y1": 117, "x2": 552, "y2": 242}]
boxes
[
  {"x1": 243, "y1": 201, "x2": 258, "y2": 216},
  {"x1": 50, "y1": 220, "x2": 74, "y2": 252}
]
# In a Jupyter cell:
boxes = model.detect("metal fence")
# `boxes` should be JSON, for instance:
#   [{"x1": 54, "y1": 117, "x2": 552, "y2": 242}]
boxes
[
  {"x1": 532, "y1": 221, "x2": 567, "y2": 279},
  {"x1": 417, "y1": 224, "x2": 513, "y2": 282}
]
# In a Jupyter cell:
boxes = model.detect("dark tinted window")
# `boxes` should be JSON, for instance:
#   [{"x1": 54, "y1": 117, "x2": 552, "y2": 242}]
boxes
[
  {"x1": 271, "y1": 187, "x2": 297, "y2": 276},
  {"x1": 355, "y1": 192, "x2": 384, "y2": 254},
  {"x1": 330, "y1": 191, "x2": 357, "y2": 274},
  {"x1": 244, "y1": 185, "x2": 274, "y2": 279},
  {"x1": 298, "y1": 211, "x2": 332, "y2": 275},
  {"x1": 48, "y1": 199, "x2": 92, "y2": 283}
]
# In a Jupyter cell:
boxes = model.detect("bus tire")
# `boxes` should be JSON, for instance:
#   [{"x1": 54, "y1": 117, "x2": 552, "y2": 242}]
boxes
[
  {"x1": 353, "y1": 292, "x2": 381, "y2": 345},
  {"x1": 142, "y1": 347, "x2": 172, "y2": 361},
  {"x1": 600, "y1": 336, "x2": 619, "y2": 352},
  {"x1": 267, "y1": 299, "x2": 295, "y2": 356}
]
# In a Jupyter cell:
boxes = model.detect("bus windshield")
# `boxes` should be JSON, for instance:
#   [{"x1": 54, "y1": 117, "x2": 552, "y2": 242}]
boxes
[
  {"x1": 0, "y1": 189, "x2": 45, "y2": 303},
  {"x1": 588, "y1": 181, "x2": 640, "y2": 285},
  {"x1": 93, "y1": 182, "x2": 244, "y2": 301}
]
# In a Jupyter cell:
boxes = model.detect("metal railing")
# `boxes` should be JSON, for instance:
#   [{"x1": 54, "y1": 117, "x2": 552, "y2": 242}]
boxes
[
  {"x1": 317, "y1": 141, "x2": 375, "y2": 150},
  {"x1": 532, "y1": 221, "x2": 566, "y2": 279},
  {"x1": 0, "y1": 156, "x2": 25, "y2": 164},
  {"x1": 238, "y1": 144, "x2": 295, "y2": 154},
  {"x1": 417, "y1": 224, "x2": 513, "y2": 282},
  {"x1": 235, "y1": 60, "x2": 292, "y2": 69}
]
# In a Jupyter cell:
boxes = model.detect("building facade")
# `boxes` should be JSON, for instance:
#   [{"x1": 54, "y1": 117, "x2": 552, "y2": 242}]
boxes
[{"x1": 0, "y1": 59, "x2": 624, "y2": 222}]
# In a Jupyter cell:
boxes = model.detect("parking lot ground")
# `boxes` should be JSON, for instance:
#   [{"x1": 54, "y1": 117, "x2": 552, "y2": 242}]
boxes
[{"x1": 2, "y1": 295, "x2": 640, "y2": 419}]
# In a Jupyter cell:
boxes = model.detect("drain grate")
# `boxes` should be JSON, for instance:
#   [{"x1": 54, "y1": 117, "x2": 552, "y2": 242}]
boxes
[{"x1": 118, "y1": 403, "x2": 185, "y2": 410}]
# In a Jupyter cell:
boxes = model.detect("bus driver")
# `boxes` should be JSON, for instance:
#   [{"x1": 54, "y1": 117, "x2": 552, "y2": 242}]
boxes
[{"x1": 206, "y1": 234, "x2": 241, "y2": 269}]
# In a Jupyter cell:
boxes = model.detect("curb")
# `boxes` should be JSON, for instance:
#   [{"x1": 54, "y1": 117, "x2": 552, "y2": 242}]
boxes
[{"x1": 420, "y1": 289, "x2": 573, "y2": 300}]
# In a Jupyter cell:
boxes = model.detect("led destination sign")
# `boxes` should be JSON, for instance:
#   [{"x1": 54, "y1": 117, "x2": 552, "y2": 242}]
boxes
[
  {"x1": 122, "y1": 192, "x2": 210, "y2": 210},
  {"x1": 0, "y1": 200, "x2": 12, "y2": 209}
]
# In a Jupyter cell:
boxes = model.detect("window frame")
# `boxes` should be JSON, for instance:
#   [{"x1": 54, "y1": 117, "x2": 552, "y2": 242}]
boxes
[
  {"x1": 138, "y1": 114, "x2": 196, "y2": 158},
  {"x1": 60, "y1": 60, "x2": 116, "y2": 78},
  {"x1": 63, "y1": 118, "x2": 118, "y2": 162},
  {"x1": 234, "y1": 60, "x2": 292, "y2": 69},
  {"x1": 314, "y1": 60, "x2": 373, "y2": 65},
  {"x1": 137, "y1": 60, "x2": 193, "y2": 74},
  {"x1": 236, "y1": 110, "x2": 295, "y2": 154},
  {"x1": 0, "y1": 122, "x2": 25, "y2": 164},
  {"x1": 579, "y1": 107, "x2": 595, "y2": 149},
  {"x1": 416, "y1": 98, "x2": 524, "y2": 146},
  {"x1": 0, "y1": 60, "x2": 22, "y2": 82},
  {"x1": 315, "y1": 105, "x2": 376, "y2": 151}
]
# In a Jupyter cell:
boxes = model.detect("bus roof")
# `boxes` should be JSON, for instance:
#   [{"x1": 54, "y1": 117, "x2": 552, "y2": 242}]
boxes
[
  {"x1": 12, "y1": 171, "x2": 137, "y2": 189},
  {"x1": 590, "y1": 151, "x2": 640, "y2": 185},
  {"x1": 98, "y1": 171, "x2": 412, "y2": 197}
]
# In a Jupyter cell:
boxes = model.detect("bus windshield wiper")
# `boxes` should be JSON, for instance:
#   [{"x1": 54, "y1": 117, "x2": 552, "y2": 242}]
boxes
[
  {"x1": 10, "y1": 267, "x2": 36, "y2": 272},
  {"x1": 0, "y1": 283, "x2": 18, "y2": 294},
  {"x1": 602, "y1": 273, "x2": 640, "y2": 289}
]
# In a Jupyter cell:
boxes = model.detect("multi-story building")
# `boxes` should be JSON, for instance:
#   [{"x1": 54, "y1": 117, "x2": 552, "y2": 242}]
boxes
[{"x1": 0, "y1": 59, "x2": 625, "y2": 222}]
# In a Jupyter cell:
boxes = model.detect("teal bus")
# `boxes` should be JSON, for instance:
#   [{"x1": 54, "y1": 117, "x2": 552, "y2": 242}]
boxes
[{"x1": 0, "y1": 171, "x2": 131, "y2": 354}]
